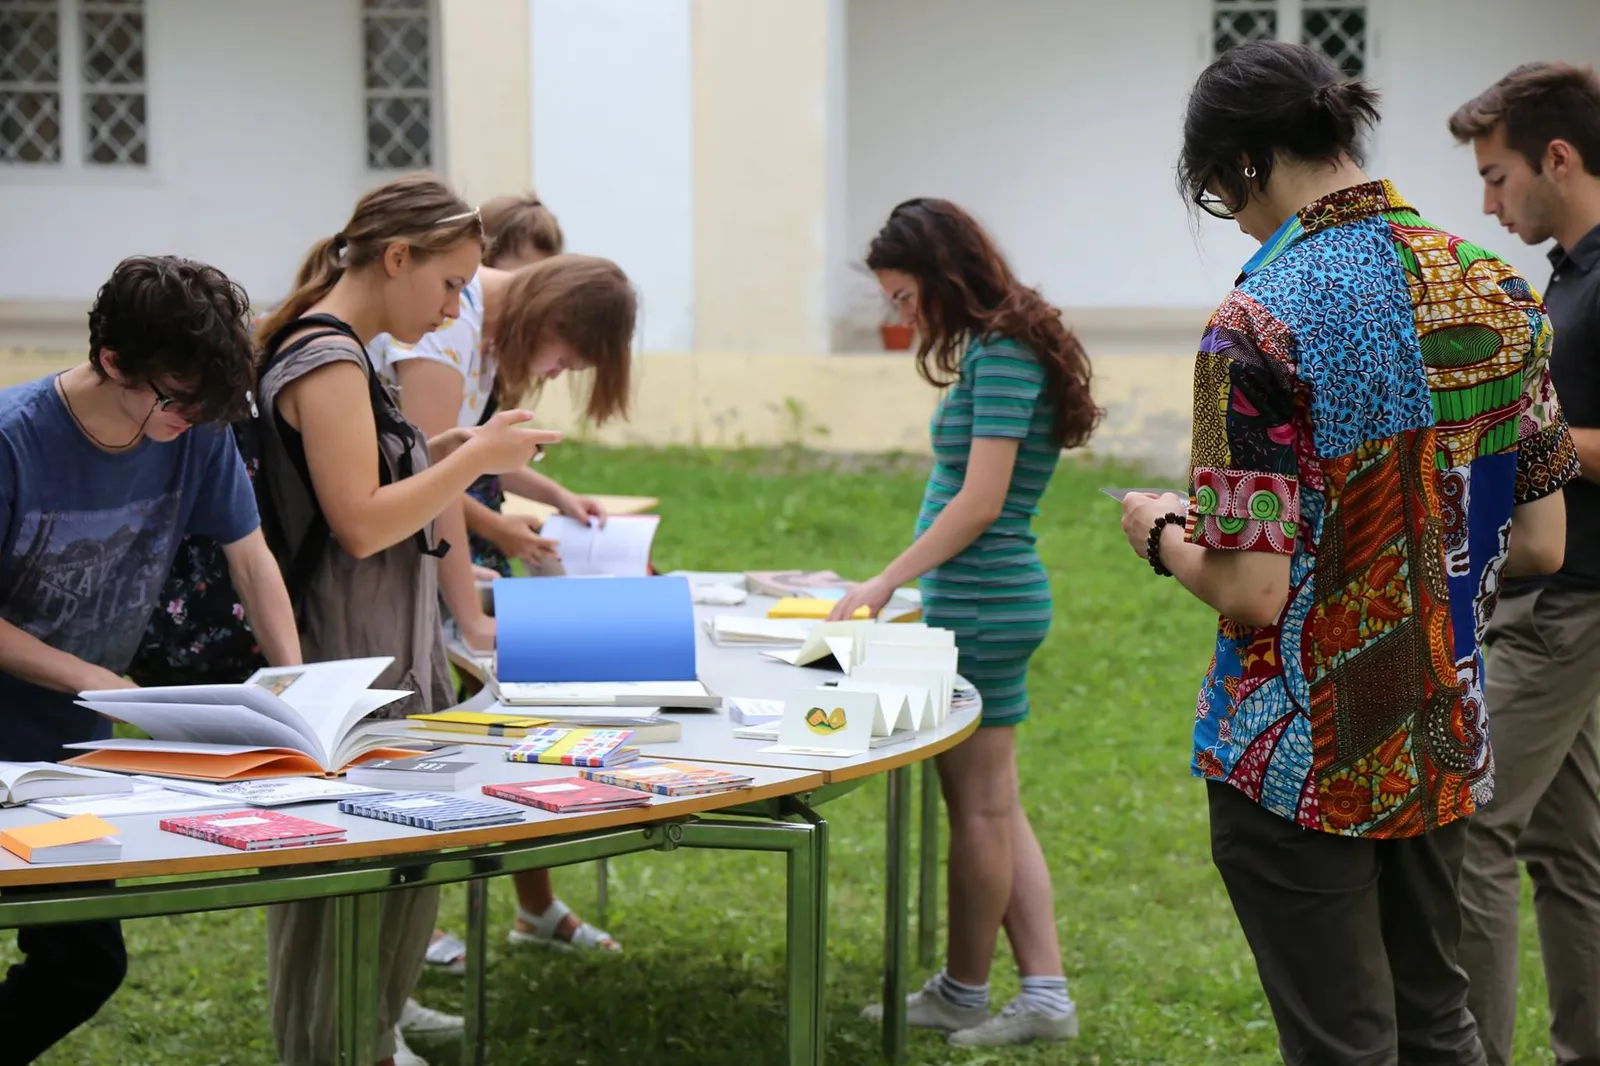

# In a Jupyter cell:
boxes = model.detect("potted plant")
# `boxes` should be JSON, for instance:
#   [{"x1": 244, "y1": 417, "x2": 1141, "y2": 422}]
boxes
[{"x1": 879, "y1": 307, "x2": 915, "y2": 351}]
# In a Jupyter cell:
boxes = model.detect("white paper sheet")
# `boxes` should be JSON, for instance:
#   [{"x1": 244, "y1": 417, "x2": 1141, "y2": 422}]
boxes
[{"x1": 541, "y1": 514, "x2": 660, "y2": 577}]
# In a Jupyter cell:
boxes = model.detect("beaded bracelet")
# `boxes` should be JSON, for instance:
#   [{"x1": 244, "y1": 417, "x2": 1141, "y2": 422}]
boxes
[{"x1": 1146, "y1": 511, "x2": 1185, "y2": 578}]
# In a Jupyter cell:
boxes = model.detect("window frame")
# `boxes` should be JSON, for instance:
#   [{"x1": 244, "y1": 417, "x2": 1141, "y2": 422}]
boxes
[
  {"x1": 0, "y1": 0, "x2": 152, "y2": 182},
  {"x1": 1208, "y1": 0, "x2": 1371, "y2": 78},
  {"x1": 360, "y1": 0, "x2": 444, "y2": 175}
]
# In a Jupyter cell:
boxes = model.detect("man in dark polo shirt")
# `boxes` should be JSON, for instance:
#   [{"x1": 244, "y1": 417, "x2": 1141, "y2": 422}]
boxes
[{"x1": 1450, "y1": 63, "x2": 1600, "y2": 1066}]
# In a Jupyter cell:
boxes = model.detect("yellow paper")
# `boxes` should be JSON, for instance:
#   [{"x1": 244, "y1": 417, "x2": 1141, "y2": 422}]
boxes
[{"x1": 768, "y1": 597, "x2": 870, "y2": 621}]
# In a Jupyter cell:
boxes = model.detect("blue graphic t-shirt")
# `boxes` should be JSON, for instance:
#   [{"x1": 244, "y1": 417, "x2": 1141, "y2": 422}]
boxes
[{"x1": 0, "y1": 375, "x2": 259, "y2": 760}]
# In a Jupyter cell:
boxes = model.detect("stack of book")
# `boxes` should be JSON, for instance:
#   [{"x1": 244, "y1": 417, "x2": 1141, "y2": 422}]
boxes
[
  {"x1": 0, "y1": 814, "x2": 122, "y2": 863},
  {"x1": 483, "y1": 778, "x2": 653, "y2": 814},
  {"x1": 579, "y1": 759, "x2": 753, "y2": 797}
]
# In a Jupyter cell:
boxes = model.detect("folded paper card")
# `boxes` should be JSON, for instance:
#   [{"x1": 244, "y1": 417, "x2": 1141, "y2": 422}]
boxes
[
  {"x1": 763, "y1": 688, "x2": 881, "y2": 757},
  {"x1": 494, "y1": 576, "x2": 698, "y2": 684}
]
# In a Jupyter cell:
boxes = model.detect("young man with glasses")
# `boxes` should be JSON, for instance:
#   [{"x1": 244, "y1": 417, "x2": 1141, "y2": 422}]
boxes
[
  {"x1": 1449, "y1": 62, "x2": 1600, "y2": 1066},
  {"x1": 0, "y1": 255, "x2": 300, "y2": 1063}
]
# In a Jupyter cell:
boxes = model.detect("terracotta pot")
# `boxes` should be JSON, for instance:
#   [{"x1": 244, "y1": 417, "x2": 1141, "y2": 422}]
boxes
[{"x1": 880, "y1": 323, "x2": 915, "y2": 351}]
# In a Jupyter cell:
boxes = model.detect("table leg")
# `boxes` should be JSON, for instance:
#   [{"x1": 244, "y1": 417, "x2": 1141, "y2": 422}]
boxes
[
  {"x1": 882, "y1": 766, "x2": 912, "y2": 1064},
  {"x1": 917, "y1": 759, "x2": 940, "y2": 967},
  {"x1": 462, "y1": 877, "x2": 490, "y2": 1066},
  {"x1": 333, "y1": 892, "x2": 382, "y2": 1066},
  {"x1": 786, "y1": 819, "x2": 824, "y2": 1066},
  {"x1": 595, "y1": 857, "x2": 609, "y2": 926}
]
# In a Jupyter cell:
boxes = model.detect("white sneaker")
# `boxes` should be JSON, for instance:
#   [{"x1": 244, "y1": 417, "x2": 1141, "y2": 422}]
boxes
[
  {"x1": 398, "y1": 997, "x2": 463, "y2": 1042},
  {"x1": 860, "y1": 974, "x2": 990, "y2": 1033},
  {"x1": 392, "y1": 1026, "x2": 429, "y2": 1066},
  {"x1": 948, "y1": 997, "x2": 1079, "y2": 1046}
]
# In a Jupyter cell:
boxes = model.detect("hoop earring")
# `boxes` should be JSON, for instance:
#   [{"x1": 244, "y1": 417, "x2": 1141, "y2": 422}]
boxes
[{"x1": 1244, "y1": 165, "x2": 1258, "y2": 179}]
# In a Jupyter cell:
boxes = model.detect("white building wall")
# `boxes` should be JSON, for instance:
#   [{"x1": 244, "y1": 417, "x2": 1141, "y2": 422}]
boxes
[
  {"x1": 846, "y1": 0, "x2": 1600, "y2": 324},
  {"x1": 0, "y1": 0, "x2": 376, "y2": 309},
  {"x1": 529, "y1": 0, "x2": 694, "y2": 352}
]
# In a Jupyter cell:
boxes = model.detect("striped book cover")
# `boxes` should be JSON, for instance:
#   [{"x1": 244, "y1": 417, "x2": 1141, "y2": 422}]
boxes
[
  {"x1": 336, "y1": 792, "x2": 525, "y2": 832},
  {"x1": 504, "y1": 728, "x2": 639, "y2": 768}
]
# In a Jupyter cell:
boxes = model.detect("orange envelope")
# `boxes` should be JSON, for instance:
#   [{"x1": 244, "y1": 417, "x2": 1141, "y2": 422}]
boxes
[{"x1": 1, "y1": 814, "x2": 120, "y2": 862}]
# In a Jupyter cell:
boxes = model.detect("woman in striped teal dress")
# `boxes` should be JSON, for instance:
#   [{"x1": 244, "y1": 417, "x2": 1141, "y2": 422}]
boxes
[{"x1": 831, "y1": 199, "x2": 1099, "y2": 1047}]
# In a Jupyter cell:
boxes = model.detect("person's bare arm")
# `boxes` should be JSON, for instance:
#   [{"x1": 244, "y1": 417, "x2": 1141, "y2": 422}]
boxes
[
  {"x1": 1570, "y1": 426, "x2": 1600, "y2": 483},
  {"x1": 220, "y1": 528, "x2": 303, "y2": 666},
  {"x1": 828, "y1": 438, "x2": 1017, "y2": 620},
  {"x1": 0, "y1": 620, "x2": 133, "y2": 693},
  {"x1": 1503, "y1": 491, "x2": 1567, "y2": 578},
  {"x1": 392, "y1": 360, "x2": 498, "y2": 648},
  {"x1": 276, "y1": 355, "x2": 557, "y2": 560}
]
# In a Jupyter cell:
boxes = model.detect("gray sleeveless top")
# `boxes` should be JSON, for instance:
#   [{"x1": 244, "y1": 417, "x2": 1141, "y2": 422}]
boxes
[{"x1": 256, "y1": 337, "x2": 454, "y2": 718}]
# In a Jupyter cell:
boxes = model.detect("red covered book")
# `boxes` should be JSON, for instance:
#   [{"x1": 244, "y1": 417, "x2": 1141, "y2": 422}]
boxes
[
  {"x1": 483, "y1": 778, "x2": 653, "y2": 814},
  {"x1": 159, "y1": 809, "x2": 347, "y2": 851}
]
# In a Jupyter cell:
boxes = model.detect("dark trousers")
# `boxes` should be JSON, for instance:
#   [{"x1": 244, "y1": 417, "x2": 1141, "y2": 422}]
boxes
[
  {"x1": 0, "y1": 884, "x2": 126, "y2": 1065},
  {"x1": 1208, "y1": 781, "x2": 1487, "y2": 1066}
]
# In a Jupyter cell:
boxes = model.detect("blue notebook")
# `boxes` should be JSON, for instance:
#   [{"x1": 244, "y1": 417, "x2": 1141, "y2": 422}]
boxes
[
  {"x1": 337, "y1": 791, "x2": 525, "y2": 832},
  {"x1": 493, "y1": 576, "x2": 698, "y2": 683}
]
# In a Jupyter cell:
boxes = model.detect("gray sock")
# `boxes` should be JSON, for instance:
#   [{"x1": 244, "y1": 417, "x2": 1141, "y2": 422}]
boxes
[
  {"x1": 934, "y1": 968, "x2": 990, "y2": 1010},
  {"x1": 1017, "y1": 974, "x2": 1073, "y2": 1017}
]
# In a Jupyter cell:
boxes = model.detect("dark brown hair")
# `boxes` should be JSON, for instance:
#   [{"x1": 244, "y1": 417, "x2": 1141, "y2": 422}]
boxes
[
  {"x1": 481, "y1": 191, "x2": 565, "y2": 267},
  {"x1": 866, "y1": 198, "x2": 1099, "y2": 449},
  {"x1": 256, "y1": 173, "x2": 484, "y2": 349},
  {"x1": 1178, "y1": 40, "x2": 1381, "y2": 213},
  {"x1": 1448, "y1": 62, "x2": 1600, "y2": 175},
  {"x1": 489, "y1": 254, "x2": 636, "y2": 425},
  {"x1": 88, "y1": 256, "x2": 256, "y2": 423}
]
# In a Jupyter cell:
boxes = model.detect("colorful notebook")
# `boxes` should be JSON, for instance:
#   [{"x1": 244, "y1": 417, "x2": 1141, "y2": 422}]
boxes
[
  {"x1": 579, "y1": 759, "x2": 754, "y2": 797},
  {"x1": 504, "y1": 728, "x2": 639, "y2": 768},
  {"x1": 159, "y1": 810, "x2": 346, "y2": 851},
  {"x1": 483, "y1": 778, "x2": 654, "y2": 814},
  {"x1": 336, "y1": 792, "x2": 525, "y2": 832}
]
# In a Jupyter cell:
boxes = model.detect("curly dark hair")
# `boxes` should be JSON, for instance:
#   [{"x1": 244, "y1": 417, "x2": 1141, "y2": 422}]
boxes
[
  {"x1": 866, "y1": 198, "x2": 1100, "y2": 450},
  {"x1": 87, "y1": 255, "x2": 256, "y2": 424}
]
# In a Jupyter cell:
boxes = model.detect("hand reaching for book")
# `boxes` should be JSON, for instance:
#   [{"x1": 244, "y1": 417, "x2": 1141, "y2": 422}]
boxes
[{"x1": 493, "y1": 514, "x2": 562, "y2": 570}]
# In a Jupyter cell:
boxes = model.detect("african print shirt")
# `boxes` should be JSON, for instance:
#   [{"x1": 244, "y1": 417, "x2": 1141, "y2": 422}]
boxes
[{"x1": 1187, "y1": 180, "x2": 1580, "y2": 838}]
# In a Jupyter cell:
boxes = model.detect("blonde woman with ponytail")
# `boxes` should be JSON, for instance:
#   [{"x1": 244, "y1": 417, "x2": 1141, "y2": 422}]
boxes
[
  {"x1": 256, "y1": 173, "x2": 558, "y2": 1066},
  {"x1": 369, "y1": 192, "x2": 639, "y2": 965}
]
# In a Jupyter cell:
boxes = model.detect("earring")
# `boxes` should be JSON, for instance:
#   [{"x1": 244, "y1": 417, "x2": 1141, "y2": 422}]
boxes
[{"x1": 1244, "y1": 165, "x2": 1258, "y2": 179}]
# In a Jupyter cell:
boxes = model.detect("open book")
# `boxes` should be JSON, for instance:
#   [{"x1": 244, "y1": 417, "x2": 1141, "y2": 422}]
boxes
[
  {"x1": 541, "y1": 514, "x2": 660, "y2": 577},
  {"x1": 62, "y1": 658, "x2": 425, "y2": 781},
  {"x1": 0, "y1": 762, "x2": 134, "y2": 806}
]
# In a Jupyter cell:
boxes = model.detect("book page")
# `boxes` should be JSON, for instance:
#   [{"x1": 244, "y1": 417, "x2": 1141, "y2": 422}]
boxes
[
  {"x1": 75, "y1": 701, "x2": 314, "y2": 756},
  {"x1": 541, "y1": 514, "x2": 660, "y2": 577}
]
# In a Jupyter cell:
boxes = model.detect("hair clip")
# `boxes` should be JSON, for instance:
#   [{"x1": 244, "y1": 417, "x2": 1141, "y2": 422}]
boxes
[{"x1": 434, "y1": 207, "x2": 482, "y2": 227}]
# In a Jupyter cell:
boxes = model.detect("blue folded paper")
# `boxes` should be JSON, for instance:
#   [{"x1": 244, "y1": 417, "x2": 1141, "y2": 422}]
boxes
[{"x1": 493, "y1": 575, "x2": 699, "y2": 683}]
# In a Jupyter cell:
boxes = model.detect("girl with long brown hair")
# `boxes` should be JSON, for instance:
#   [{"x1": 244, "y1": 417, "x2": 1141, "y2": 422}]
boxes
[
  {"x1": 368, "y1": 193, "x2": 638, "y2": 968},
  {"x1": 257, "y1": 173, "x2": 557, "y2": 1066},
  {"x1": 832, "y1": 198, "x2": 1097, "y2": 1047}
]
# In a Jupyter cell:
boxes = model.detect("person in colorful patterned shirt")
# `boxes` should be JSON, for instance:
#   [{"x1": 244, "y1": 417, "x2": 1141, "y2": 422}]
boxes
[{"x1": 1121, "y1": 41, "x2": 1579, "y2": 1063}]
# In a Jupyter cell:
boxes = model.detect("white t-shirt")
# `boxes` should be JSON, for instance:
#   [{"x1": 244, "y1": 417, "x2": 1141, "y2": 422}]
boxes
[{"x1": 367, "y1": 274, "x2": 497, "y2": 429}]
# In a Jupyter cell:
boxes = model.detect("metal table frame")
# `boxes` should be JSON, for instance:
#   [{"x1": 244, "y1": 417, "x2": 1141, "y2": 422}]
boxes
[{"x1": 0, "y1": 800, "x2": 828, "y2": 1066}]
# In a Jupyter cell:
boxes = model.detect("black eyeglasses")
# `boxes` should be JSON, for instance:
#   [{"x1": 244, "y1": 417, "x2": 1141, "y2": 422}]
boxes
[
  {"x1": 148, "y1": 383, "x2": 203, "y2": 421},
  {"x1": 1195, "y1": 190, "x2": 1236, "y2": 220}
]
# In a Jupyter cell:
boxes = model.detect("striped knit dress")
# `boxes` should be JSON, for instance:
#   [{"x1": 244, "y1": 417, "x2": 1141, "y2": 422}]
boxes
[{"x1": 915, "y1": 336, "x2": 1058, "y2": 727}]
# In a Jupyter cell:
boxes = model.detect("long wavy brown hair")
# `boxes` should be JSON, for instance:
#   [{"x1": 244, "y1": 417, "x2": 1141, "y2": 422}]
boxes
[
  {"x1": 866, "y1": 198, "x2": 1100, "y2": 449},
  {"x1": 489, "y1": 254, "x2": 637, "y2": 425}
]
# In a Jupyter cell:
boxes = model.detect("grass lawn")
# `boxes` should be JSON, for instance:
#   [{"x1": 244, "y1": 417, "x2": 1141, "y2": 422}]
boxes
[{"x1": 2, "y1": 444, "x2": 1559, "y2": 1065}]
